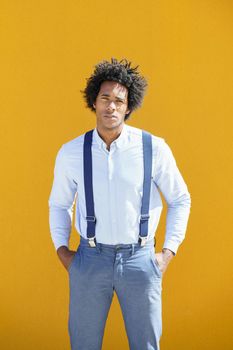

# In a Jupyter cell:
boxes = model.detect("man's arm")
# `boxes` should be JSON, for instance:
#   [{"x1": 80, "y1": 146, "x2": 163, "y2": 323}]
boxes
[
  {"x1": 48, "y1": 144, "x2": 78, "y2": 270},
  {"x1": 153, "y1": 138, "x2": 191, "y2": 272},
  {"x1": 57, "y1": 246, "x2": 76, "y2": 270}
]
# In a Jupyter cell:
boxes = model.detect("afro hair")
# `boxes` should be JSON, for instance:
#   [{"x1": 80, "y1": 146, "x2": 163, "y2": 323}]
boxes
[{"x1": 81, "y1": 58, "x2": 148, "y2": 120}]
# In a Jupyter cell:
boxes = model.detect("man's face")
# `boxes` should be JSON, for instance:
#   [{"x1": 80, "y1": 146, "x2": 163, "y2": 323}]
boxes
[{"x1": 93, "y1": 81, "x2": 130, "y2": 131}]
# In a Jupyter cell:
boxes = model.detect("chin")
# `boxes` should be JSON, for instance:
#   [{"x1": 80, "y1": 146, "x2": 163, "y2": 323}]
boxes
[
  {"x1": 102, "y1": 119, "x2": 120, "y2": 126},
  {"x1": 104, "y1": 124, "x2": 119, "y2": 129}
]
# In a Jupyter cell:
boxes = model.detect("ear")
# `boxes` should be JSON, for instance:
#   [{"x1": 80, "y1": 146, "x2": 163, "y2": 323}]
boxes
[{"x1": 93, "y1": 103, "x2": 96, "y2": 109}]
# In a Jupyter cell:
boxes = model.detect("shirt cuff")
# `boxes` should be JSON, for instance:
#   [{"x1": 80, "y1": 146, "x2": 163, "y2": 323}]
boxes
[
  {"x1": 162, "y1": 240, "x2": 180, "y2": 256},
  {"x1": 53, "y1": 239, "x2": 69, "y2": 251},
  {"x1": 162, "y1": 248, "x2": 176, "y2": 256}
]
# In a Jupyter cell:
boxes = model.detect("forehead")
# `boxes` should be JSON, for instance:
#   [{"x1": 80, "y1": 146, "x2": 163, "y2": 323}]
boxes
[{"x1": 98, "y1": 81, "x2": 128, "y2": 98}]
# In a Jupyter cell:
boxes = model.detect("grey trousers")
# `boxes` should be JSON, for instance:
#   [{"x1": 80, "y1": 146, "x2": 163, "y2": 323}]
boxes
[{"x1": 68, "y1": 237, "x2": 162, "y2": 350}]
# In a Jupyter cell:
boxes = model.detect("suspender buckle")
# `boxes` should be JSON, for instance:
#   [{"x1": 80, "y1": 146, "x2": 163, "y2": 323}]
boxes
[
  {"x1": 140, "y1": 214, "x2": 150, "y2": 222},
  {"x1": 88, "y1": 237, "x2": 97, "y2": 247},
  {"x1": 86, "y1": 216, "x2": 96, "y2": 222},
  {"x1": 138, "y1": 235, "x2": 148, "y2": 246}
]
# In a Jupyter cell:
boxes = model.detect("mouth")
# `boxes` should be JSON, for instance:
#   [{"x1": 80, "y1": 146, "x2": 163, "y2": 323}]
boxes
[{"x1": 104, "y1": 114, "x2": 118, "y2": 119}]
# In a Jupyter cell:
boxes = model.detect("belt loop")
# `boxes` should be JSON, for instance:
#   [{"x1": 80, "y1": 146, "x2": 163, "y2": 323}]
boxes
[
  {"x1": 96, "y1": 242, "x2": 101, "y2": 253},
  {"x1": 131, "y1": 244, "x2": 135, "y2": 256}
]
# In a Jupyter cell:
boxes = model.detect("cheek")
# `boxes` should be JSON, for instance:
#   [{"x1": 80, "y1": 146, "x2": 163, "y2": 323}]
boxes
[
  {"x1": 96, "y1": 104, "x2": 105, "y2": 113},
  {"x1": 121, "y1": 106, "x2": 128, "y2": 115}
]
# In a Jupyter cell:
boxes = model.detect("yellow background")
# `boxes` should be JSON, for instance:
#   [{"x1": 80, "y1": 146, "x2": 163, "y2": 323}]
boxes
[{"x1": 1, "y1": 0, "x2": 232, "y2": 349}]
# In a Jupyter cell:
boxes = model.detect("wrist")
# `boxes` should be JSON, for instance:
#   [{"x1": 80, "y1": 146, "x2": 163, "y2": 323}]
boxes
[
  {"x1": 162, "y1": 248, "x2": 175, "y2": 262},
  {"x1": 57, "y1": 245, "x2": 70, "y2": 258},
  {"x1": 162, "y1": 248, "x2": 175, "y2": 256}
]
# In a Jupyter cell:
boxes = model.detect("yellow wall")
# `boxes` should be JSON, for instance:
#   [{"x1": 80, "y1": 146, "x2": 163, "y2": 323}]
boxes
[{"x1": 1, "y1": 1, "x2": 232, "y2": 349}]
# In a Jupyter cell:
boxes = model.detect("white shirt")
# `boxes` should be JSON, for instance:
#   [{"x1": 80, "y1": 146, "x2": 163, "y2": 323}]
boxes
[{"x1": 48, "y1": 123, "x2": 191, "y2": 254}]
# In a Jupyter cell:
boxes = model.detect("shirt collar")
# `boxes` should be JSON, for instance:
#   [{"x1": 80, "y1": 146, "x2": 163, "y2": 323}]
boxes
[{"x1": 93, "y1": 123, "x2": 129, "y2": 149}]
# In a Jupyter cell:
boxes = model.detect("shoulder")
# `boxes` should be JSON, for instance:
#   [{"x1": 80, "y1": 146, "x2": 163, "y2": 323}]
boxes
[
  {"x1": 127, "y1": 124, "x2": 167, "y2": 153},
  {"x1": 62, "y1": 132, "x2": 85, "y2": 153},
  {"x1": 55, "y1": 130, "x2": 90, "y2": 163}
]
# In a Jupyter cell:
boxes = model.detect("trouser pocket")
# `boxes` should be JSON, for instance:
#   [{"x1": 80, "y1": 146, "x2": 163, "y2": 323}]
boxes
[
  {"x1": 68, "y1": 247, "x2": 81, "y2": 273},
  {"x1": 149, "y1": 249, "x2": 162, "y2": 278}
]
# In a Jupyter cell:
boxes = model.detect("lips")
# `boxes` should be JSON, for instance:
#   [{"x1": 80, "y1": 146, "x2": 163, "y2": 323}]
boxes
[{"x1": 104, "y1": 114, "x2": 117, "y2": 118}]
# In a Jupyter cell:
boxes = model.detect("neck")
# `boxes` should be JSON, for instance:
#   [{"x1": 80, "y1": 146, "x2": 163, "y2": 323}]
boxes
[{"x1": 96, "y1": 123, "x2": 125, "y2": 150}]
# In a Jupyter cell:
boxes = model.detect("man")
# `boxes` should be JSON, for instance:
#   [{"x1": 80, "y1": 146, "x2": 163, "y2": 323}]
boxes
[{"x1": 48, "y1": 58, "x2": 191, "y2": 350}]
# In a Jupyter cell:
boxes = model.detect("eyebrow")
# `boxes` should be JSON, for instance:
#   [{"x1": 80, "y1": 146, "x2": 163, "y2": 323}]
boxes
[{"x1": 100, "y1": 93, "x2": 126, "y2": 100}]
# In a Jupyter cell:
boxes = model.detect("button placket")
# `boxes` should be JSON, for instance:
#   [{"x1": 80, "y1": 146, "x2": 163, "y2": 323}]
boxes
[{"x1": 107, "y1": 147, "x2": 118, "y2": 239}]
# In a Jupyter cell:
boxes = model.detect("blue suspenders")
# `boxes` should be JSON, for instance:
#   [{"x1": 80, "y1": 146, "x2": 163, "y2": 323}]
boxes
[
  {"x1": 83, "y1": 130, "x2": 97, "y2": 247},
  {"x1": 83, "y1": 129, "x2": 152, "y2": 247},
  {"x1": 139, "y1": 130, "x2": 152, "y2": 246}
]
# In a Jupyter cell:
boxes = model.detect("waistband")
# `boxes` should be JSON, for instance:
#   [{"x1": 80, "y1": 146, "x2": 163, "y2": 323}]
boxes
[{"x1": 79, "y1": 236, "x2": 155, "y2": 251}]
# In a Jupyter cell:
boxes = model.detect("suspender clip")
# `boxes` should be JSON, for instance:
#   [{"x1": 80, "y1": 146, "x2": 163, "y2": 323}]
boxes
[
  {"x1": 138, "y1": 235, "x2": 148, "y2": 247},
  {"x1": 88, "y1": 237, "x2": 97, "y2": 247}
]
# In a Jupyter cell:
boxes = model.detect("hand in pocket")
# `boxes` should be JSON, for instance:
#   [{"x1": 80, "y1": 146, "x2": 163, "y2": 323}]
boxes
[
  {"x1": 66, "y1": 252, "x2": 76, "y2": 271},
  {"x1": 57, "y1": 246, "x2": 77, "y2": 271}
]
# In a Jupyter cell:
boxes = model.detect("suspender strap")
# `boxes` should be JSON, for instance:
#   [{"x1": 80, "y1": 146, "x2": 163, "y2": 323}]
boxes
[
  {"x1": 83, "y1": 130, "x2": 96, "y2": 245},
  {"x1": 83, "y1": 128, "x2": 152, "y2": 247},
  {"x1": 139, "y1": 130, "x2": 152, "y2": 244}
]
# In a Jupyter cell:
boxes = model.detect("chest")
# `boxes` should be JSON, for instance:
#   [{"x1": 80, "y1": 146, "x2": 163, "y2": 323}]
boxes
[{"x1": 92, "y1": 146, "x2": 144, "y2": 189}]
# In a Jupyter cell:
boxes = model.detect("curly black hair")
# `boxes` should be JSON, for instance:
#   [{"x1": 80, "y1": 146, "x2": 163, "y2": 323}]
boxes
[{"x1": 81, "y1": 58, "x2": 148, "y2": 120}]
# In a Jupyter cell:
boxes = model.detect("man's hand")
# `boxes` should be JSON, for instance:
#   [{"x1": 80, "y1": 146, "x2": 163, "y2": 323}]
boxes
[
  {"x1": 155, "y1": 248, "x2": 174, "y2": 275},
  {"x1": 57, "y1": 246, "x2": 76, "y2": 271}
]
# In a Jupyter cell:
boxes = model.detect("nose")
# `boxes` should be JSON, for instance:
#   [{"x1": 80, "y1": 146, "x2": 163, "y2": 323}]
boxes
[{"x1": 107, "y1": 101, "x2": 116, "y2": 111}]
